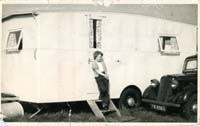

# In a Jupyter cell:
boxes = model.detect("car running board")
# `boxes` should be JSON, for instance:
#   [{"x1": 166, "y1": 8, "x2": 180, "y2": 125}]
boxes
[{"x1": 142, "y1": 98, "x2": 180, "y2": 107}]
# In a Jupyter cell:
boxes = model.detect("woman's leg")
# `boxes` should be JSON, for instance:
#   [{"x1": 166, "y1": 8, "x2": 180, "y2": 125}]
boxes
[
  {"x1": 95, "y1": 76, "x2": 106, "y2": 100},
  {"x1": 101, "y1": 78, "x2": 110, "y2": 109},
  {"x1": 96, "y1": 76, "x2": 110, "y2": 109}
]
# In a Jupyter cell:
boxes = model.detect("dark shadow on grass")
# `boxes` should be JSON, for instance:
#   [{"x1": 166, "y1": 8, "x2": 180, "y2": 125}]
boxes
[{"x1": 4, "y1": 101, "x2": 194, "y2": 122}]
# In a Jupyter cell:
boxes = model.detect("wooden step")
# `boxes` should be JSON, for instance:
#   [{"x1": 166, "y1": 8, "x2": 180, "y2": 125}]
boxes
[
  {"x1": 108, "y1": 100, "x2": 121, "y2": 117},
  {"x1": 95, "y1": 99, "x2": 103, "y2": 102},
  {"x1": 87, "y1": 99, "x2": 121, "y2": 121},
  {"x1": 87, "y1": 100, "x2": 106, "y2": 121},
  {"x1": 101, "y1": 109, "x2": 116, "y2": 113}
]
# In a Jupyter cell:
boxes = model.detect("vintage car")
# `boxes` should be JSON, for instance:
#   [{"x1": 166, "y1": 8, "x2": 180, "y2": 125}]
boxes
[{"x1": 142, "y1": 54, "x2": 197, "y2": 120}]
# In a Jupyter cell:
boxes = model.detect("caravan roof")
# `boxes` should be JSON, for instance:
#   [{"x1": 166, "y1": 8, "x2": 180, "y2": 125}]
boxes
[{"x1": 2, "y1": 4, "x2": 197, "y2": 25}]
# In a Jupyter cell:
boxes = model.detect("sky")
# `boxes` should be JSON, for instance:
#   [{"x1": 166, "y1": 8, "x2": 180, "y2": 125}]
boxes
[{"x1": 2, "y1": 4, "x2": 197, "y2": 25}]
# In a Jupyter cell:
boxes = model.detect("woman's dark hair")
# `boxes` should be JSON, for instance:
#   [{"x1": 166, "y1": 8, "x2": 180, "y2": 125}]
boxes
[{"x1": 93, "y1": 51, "x2": 103, "y2": 60}]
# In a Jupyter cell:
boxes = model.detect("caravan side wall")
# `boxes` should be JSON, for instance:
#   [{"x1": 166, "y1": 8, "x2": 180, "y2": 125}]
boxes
[
  {"x1": 37, "y1": 12, "x2": 196, "y2": 103},
  {"x1": 38, "y1": 12, "x2": 92, "y2": 102},
  {"x1": 2, "y1": 12, "x2": 196, "y2": 103},
  {"x1": 2, "y1": 16, "x2": 40, "y2": 102}
]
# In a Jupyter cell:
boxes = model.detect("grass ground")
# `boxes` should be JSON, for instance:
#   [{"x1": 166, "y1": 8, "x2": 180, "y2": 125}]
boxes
[{"x1": 4, "y1": 101, "x2": 194, "y2": 122}]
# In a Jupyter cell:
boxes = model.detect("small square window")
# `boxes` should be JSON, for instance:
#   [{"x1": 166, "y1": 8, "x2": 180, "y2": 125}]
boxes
[
  {"x1": 158, "y1": 36, "x2": 180, "y2": 55},
  {"x1": 6, "y1": 30, "x2": 23, "y2": 51}
]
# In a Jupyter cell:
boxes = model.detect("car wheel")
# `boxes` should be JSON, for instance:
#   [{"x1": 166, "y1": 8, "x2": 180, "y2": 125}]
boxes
[
  {"x1": 182, "y1": 93, "x2": 197, "y2": 121},
  {"x1": 119, "y1": 88, "x2": 141, "y2": 109}
]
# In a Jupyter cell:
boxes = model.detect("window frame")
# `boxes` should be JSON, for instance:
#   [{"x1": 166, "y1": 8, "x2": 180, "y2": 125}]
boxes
[
  {"x1": 158, "y1": 35, "x2": 180, "y2": 55},
  {"x1": 89, "y1": 18, "x2": 103, "y2": 49},
  {"x1": 6, "y1": 29, "x2": 23, "y2": 52},
  {"x1": 184, "y1": 59, "x2": 197, "y2": 72}
]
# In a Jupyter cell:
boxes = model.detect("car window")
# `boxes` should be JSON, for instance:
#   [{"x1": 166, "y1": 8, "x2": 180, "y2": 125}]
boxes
[{"x1": 185, "y1": 60, "x2": 197, "y2": 71}]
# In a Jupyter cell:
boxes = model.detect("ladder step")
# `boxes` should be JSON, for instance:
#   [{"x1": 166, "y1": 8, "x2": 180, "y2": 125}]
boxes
[
  {"x1": 101, "y1": 109, "x2": 116, "y2": 113},
  {"x1": 94, "y1": 99, "x2": 103, "y2": 102},
  {"x1": 87, "y1": 100, "x2": 106, "y2": 121},
  {"x1": 87, "y1": 99, "x2": 121, "y2": 121},
  {"x1": 109, "y1": 100, "x2": 121, "y2": 117}
]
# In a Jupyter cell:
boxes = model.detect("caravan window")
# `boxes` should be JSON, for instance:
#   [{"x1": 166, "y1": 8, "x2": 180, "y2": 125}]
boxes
[
  {"x1": 158, "y1": 36, "x2": 179, "y2": 55},
  {"x1": 89, "y1": 19, "x2": 102, "y2": 48},
  {"x1": 6, "y1": 30, "x2": 23, "y2": 51}
]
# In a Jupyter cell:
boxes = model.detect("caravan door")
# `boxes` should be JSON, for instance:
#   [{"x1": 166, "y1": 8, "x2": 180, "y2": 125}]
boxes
[{"x1": 85, "y1": 17, "x2": 105, "y2": 99}]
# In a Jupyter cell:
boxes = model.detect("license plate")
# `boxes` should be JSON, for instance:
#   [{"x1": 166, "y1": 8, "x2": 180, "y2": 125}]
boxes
[{"x1": 150, "y1": 104, "x2": 166, "y2": 111}]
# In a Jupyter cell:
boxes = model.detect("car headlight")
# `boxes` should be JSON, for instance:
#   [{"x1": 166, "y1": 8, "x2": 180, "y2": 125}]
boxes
[
  {"x1": 183, "y1": 94, "x2": 187, "y2": 101},
  {"x1": 171, "y1": 77, "x2": 179, "y2": 89},
  {"x1": 150, "y1": 79, "x2": 160, "y2": 87}
]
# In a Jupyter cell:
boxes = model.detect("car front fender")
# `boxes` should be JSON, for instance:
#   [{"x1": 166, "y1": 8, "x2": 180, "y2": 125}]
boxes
[{"x1": 182, "y1": 86, "x2": 197, "y2": 102}]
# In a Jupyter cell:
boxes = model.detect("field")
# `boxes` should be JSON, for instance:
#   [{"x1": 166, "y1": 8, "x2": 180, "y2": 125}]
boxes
[{"x1": 4, "y1": 101, "x2": 195, "y2": 122}]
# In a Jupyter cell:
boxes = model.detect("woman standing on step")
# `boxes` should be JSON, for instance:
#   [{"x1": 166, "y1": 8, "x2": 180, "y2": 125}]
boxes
[{"x1": 92, "y1": 51, "x2": 110, "y2": 110}]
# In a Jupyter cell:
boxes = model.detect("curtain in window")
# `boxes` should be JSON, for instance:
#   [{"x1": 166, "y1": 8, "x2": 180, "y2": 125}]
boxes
[
  {"x1": 89, "y1": 19, "x2": 102, "y2": 48},
  {"x1": 96, "y1": 20, "x2": 102, "y2": 48},
  {"x1": 89, "y1": 19, "x2": 94, "y2": 48}
]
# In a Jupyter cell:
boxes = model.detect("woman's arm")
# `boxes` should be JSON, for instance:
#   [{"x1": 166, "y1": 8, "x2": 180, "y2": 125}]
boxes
[
  {"x1": 97, "y1": 71, "x2": 107, "y2": 77},
  {"x1": 102, "y1": 61, "x2": 109, "y2": 77},
  {"x1": 92, "y1": 61, "x2": 108, "y2": 78}
]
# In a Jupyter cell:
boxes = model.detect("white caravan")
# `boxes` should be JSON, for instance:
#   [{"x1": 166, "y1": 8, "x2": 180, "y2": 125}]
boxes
[{"x1": 1, "y1": 11, "x2": 197, "y2": 114}]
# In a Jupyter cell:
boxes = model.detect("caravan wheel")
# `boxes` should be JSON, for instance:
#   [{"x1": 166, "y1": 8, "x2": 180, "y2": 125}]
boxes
[{"x1": 119, "y1": 88, "x2": 141, "y2": 109}]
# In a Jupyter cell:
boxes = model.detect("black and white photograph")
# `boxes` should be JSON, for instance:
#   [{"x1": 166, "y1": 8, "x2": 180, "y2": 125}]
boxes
[{"x1": 0, "y1": 0, "x2": 198, "y2": 124}]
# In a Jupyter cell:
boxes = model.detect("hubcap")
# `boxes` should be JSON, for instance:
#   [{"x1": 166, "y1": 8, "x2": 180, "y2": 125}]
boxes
[
  {"x1": 192, "y1": 104, "x2": 197, "y2": 114},
  {"x1": 127, "y1": 97, "x2": 136, "y2": 107}
]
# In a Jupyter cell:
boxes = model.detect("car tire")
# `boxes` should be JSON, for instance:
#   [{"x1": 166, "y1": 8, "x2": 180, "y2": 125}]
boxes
[
  {"x1": 182, "y1": 93, "x2": 197, "y2": 121},
  {"x1": 119, "y1": 88, "x2": 141, "y2": 109}
]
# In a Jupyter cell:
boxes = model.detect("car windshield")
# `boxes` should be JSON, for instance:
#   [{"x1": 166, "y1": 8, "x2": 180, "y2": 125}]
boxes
[{"x1": 185, "y1": 59, "x2": 197, "y2": 71}]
